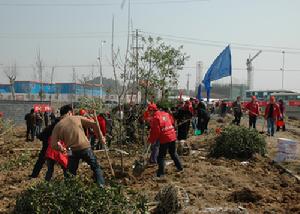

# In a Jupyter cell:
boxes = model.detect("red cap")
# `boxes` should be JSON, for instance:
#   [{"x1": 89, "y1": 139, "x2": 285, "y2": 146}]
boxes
[
  {"x1": 79, "y1": 109, "x2": 86, "y2": 116},
  {"x1": 147, "y1": 103, "x2": 158, "y2": 111}
]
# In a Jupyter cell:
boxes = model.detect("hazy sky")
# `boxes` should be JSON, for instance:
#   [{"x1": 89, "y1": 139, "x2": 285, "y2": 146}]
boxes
[{"x1": 0, "y1": 0, "x2": 300, "y2": 92}]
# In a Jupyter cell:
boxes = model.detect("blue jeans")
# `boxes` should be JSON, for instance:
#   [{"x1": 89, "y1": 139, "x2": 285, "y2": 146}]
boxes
[
  {"x1": 67, "y1": 148, "x2": 105, "y2": 186},
  {"x1": 267, "y1": 118, "x2": 275, "y2": 136},
  {"x1": 192, "y1": 117, "x2": 198, "y2": 130},
  {"x1": 35, "y1": 124, "x2": 42, "y2": 136}
]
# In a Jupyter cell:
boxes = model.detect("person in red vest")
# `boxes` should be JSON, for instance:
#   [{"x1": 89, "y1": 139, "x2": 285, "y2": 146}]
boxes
[
  {"x1": 245, "y1": 96, "x2": 260, "y2": 129},
  {"x1": 265, "y1": 96, "x2": 281, "y2": 136},
  {"x1": 45, "y1": 138, "x2": 68, "y2": 181},
  {"x1": 276, "y1": 99, "x2": 286, "y2": 131},
  {"x1": 96, "y1": 113, "x2": 107, "y2": 150},
  {"x1": 148, "y1": 103, "x2": 183, "y2": 178}
]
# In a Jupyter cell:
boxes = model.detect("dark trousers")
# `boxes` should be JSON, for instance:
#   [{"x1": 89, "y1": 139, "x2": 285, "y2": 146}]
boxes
[
  {"x1": 232, "y1": 114, "x2": 241, "y2": 126},
  {"x1": 30, "y1": 141, "x2": 48, "y2": 177},
  {"x1": 45, "y1": 159, "x2": 67, "y2": 181},
  {"x1": 26, "y1": 125, "x2": 35, "y2": 141},
  {"x1": 177, "y1": 121, "x2": 190, "y2": 140},
  {"x1": 67, "y1": 148, "x2": 105, "y2": 186},
  {"x1": 197, "y1": 118, "x2": 210, "y2": 133},
  {"x1": 157, "y1": 141, "x2": 183, "y2": 177},
  {"x1": 150, "y1": 141, "x2": 160, "y2": 164},
  {"x1": 90, "y1": 135, "x2": 101, "y2": 150},
  {"x1": 249, "y1": 115, "x2": 257, "y2": 129}
]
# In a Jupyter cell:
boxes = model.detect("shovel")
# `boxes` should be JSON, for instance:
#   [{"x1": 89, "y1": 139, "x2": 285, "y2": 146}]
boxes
[{"x1": 132, "y1": 144, "x2": 151, "y2": 176}]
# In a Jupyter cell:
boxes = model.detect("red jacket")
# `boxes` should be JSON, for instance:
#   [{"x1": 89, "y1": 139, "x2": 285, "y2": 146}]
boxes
[
  {"x1": 143, "y1": 110, "x2": 153, "y2": 124},
  {"x1": 264, "y1": 103, "x2": 281, "y2": 120},
  {"x1": 148, "y1": 111, "x2": 177, "y2": 144},
  {"x1": 97, "y1": 115, "x2": 106, "y2": 136},
  {"x1": 45, "y1": 137, "x2": 68, "y2": 168},
  {"x1": 245, "y1": 101, "x2": 260, "y2": 117}
]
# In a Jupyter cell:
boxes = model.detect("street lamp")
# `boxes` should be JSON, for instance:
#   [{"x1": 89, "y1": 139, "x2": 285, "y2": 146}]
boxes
[{"x1": 97, "y1": 40, "x2": 106, "y2": 101}]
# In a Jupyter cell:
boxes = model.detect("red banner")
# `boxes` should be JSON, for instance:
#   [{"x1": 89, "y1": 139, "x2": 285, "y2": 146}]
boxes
[
  {"x1": 33, "y1": 104, "x2": 51, "y2": 112},
  {"x1": 288, "y1": 101, "x2": 300, "y2": 106}
]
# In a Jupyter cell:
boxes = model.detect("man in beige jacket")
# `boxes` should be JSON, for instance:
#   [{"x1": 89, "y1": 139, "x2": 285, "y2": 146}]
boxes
[{"x1": 51, "y1": 105, "x2": 106, "y2": 186}]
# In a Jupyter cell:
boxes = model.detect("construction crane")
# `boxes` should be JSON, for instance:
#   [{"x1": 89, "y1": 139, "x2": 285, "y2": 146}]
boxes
[{"x1": 246, "y1": 50, "x2": 262, "y2": 90}]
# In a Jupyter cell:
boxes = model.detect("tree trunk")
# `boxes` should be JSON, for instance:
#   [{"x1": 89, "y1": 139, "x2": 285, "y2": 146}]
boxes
[{"x1": 9, "y1": 80, "x2": 15, "y2": 101}]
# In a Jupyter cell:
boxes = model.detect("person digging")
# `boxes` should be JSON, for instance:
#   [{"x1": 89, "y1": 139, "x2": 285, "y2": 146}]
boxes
[
  {"x1": 147, "y1": 103, "x2": 183, "y2": 178},
  {"x1": 51, "y1": 105, "x2": 106, "y2": 187}
]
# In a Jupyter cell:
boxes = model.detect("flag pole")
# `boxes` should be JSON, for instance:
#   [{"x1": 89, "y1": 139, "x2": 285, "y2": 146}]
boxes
[{"x1": 230, "y1": 74, "x2": 233, "y2": 100}]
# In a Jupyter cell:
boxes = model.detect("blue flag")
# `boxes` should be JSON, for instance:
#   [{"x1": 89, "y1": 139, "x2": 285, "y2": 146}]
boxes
[{"x1": 202, "y1": 45, "x2": 232, "y2": 101}]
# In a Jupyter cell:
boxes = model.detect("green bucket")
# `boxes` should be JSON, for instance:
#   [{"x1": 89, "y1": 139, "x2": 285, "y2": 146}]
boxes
[{"x1": 194, "y1": 129, "x2": 202, "y2": 136}]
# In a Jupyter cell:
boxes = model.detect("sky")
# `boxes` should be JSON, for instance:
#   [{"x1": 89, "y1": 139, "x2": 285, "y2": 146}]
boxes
[{"x1": 0, "y1": 0, "x2": 300, "y2": 92}]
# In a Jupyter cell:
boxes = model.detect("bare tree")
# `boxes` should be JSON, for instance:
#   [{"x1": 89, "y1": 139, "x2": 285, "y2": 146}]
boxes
[{"x1": 3, "y1": 62, "x2": 17, "y2": 100}]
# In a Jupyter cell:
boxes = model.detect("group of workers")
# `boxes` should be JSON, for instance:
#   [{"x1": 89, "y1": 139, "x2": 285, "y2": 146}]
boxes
[
  {"x1": 26, "y1": 94, "x2": 285, "y2": 187},
  {"x1": 27, "y1": 97, "x2": 212, "y2": 185},
  {"x1": 29, "y1": 105, "x2": 107, "y2": 186},
  {"x1": 232, "y1": 95, "x2": 285, "y2": 136},
  {"x1": 24, "y1": 109, "x2": 56, "y2": 141}
]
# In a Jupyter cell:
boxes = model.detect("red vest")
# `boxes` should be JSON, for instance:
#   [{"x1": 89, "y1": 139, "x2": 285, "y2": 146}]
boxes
[
  {"x1": 148, "y1": 111, "x2": 177, "y2": 144},
  {"x1": 45, "y1": 137, "x2": 68, "y2": 168},
  {"x1": 245, "y1": 101, "x2": 260, "y2": 116},
  {"x1": 264, "y1": 103, "x2": 281, "y2": 120},
  {"x1": 97, "y1": 115, "x2": 107, "y2": 136}
]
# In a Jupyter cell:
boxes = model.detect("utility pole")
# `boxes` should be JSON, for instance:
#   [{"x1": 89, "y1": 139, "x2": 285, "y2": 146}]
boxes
[
  {"x1": 98, "y1": 40, "x2": 106, "y2": 102},
  {"x1": 91, "y1": 64, "x2": 94, "y2": 97},
  {"x1": 186, "y1": 73, "x2": 191, "y2": 96},
  {"x1": 50, "y1": 66, "x2": 55, "y2": 105},
  {"x1": 72, "y1": 67, "x2": 76, "y2": 107},
  {"x1": 281, "y1": 50, "x2": 285, "y2": 89},
  {"x1": 131, "y1": 29, "x2": 143, "y2": 103}
]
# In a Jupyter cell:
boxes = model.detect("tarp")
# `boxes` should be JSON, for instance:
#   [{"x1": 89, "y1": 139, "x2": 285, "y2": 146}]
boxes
[{"x1": 202, "y1": 45, "x2": 232, "y2": 101}]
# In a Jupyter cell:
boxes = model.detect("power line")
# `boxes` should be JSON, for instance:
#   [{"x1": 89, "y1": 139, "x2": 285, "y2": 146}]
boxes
[
  {"x1": 141, "y1": 31, "x2": 300, "y2": 54},
  {"x1": 0, "y1": 0, "x2": 208, "y2": 6},
  {"x1": 7, "y1": 64, "x2": 112, "y2": 69},
  {"x1": 0, "y1": 31, "x2": 127, "y2": 39},
  {"x1": 143, "y1": 31, "x2": 300, "y2": 51},
  {"x1": 182, "y1": 66, "x2": 300, "y2": 72}
]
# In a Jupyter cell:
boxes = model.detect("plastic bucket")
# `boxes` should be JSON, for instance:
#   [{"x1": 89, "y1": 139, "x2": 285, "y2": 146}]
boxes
[
  {"x1": 194, "y1": 129, "x2": 202, "y2": 136},
  {"x1": 277, "y1": 120, "x2": 284, "y2": 127}
]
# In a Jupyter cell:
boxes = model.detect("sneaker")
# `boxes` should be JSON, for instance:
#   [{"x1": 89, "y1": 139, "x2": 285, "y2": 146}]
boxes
[
  {"x1": 153, "y1": 174, "x2": 165, "y2": 181},
  {"x1": 28, "y1": 175, "x2": 38, "y2": 179},
  {"x1": 176, "y1": 168, "x2": 183, "y2": 173}
]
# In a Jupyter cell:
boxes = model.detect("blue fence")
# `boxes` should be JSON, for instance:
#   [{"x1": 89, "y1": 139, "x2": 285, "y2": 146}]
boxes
[
  {"x1": 0, "y1": 81, "x2": 104, "y2": 96},
  {"x1": 0, "y1": 85, "x2": 11, "y2": 93}
]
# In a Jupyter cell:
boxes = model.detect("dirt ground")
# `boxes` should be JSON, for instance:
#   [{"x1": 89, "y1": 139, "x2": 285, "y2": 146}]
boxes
[{"x1": 0, "y1": 116, "x2": 300, "y2": 214}]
